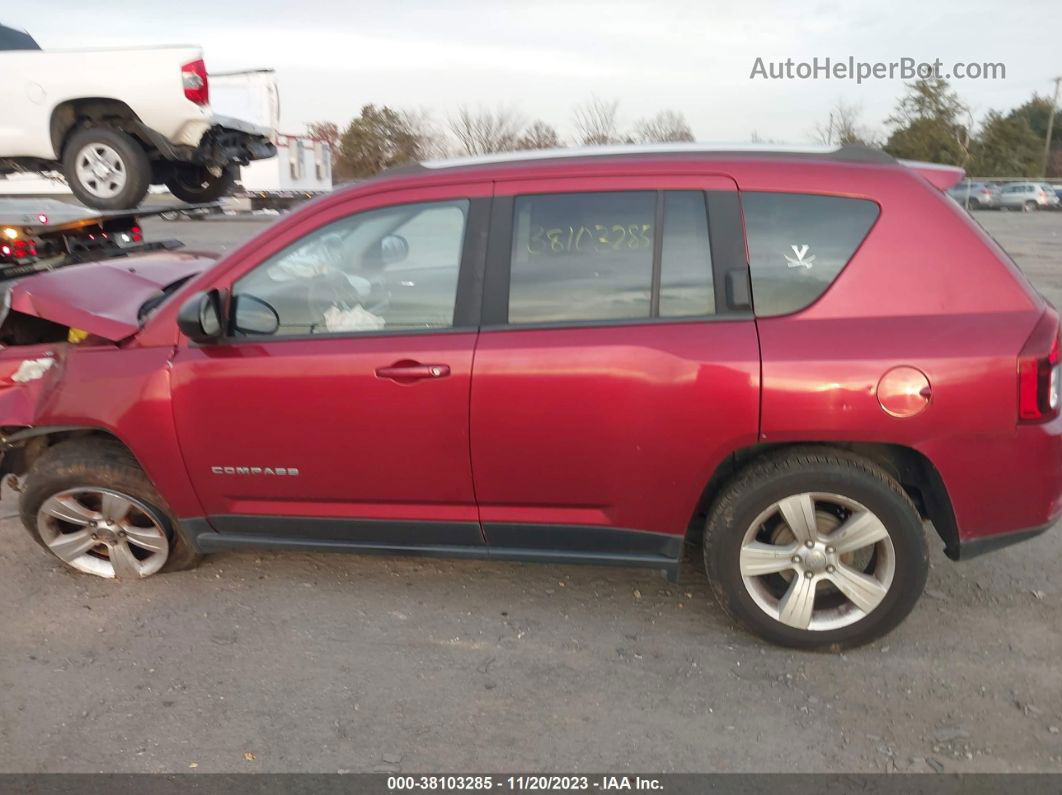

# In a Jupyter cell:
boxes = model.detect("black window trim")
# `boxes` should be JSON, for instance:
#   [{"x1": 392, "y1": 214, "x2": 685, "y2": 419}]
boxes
[
  {"x1": 479, "y1": 188, "x2": 751, "y2": 333},
  {"x1": 214, "y1": 196, "x2": 491, "y2": 345}
]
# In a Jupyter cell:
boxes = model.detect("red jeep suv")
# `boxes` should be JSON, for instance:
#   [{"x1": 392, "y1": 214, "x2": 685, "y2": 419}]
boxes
[{"x1": 1, "y1": 144, "x2": 1059, "y2": 649}]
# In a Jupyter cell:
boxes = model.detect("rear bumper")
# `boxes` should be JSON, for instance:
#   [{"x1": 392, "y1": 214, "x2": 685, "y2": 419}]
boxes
[
  {"x1": 197, "y1": 126, "x2": 276, "y2": 165},
  {"x1": 136, "y1": 121, "x2": 276, "y2": 167},
  {"x1": 934, "y1": 413, "x2": 1062, "y2": 559}
]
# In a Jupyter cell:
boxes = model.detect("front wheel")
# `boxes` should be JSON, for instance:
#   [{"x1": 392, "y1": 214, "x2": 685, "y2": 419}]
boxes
[
  {"x1": 20, "y1": 438, "x2": 201, "y2": 579},
  {"x1": 165, "y1": 164, "x2": 236, "y2": 203},
  {"x1": 704, "y1": 448, "x2": 928, "y2": 650}
]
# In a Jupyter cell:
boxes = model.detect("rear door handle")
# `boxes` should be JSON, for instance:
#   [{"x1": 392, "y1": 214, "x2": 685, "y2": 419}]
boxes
[{"x1": 375, "y1": 362, "x2": 451, "y2": 381}]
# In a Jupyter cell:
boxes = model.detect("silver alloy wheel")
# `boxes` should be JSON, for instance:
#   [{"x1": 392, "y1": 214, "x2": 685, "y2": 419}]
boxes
[
  {"x1": 73, "y1": 142, "x2": 128, "y2": 199},
  {"x1": 739, "y1": 492, "x2": 895, "y2": 631},
  {"x1": 36, "y1": 487, "x2": 169, "y2": 579}
]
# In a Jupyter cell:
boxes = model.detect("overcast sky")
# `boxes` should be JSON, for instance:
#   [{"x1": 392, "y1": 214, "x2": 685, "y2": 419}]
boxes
[{"x1": 8, "y1": 0, "x2": 1061, "y2": 146}]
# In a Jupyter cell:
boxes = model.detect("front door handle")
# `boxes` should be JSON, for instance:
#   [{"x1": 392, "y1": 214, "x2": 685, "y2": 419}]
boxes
[{"x1": 375, "y1": 361, "x2": 451, "y2": 382}]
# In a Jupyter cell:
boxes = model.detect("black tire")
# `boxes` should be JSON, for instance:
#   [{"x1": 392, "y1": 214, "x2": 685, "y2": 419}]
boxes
[
  {"x1": 20, "y1": 438, "x2": 201, "y2": 577},
  {"x1": 1023, "y1": 200, "x2": 1038, "y2": 212},
  {"x1": 703, "y1": 447, "x2": 928, "y2": 651},
  {"x1": 165, "y1": 164, "x2": 236, "y2": 203},
  {"x1": 62, "y1": 126, "x2": 151, "y2": 210}
]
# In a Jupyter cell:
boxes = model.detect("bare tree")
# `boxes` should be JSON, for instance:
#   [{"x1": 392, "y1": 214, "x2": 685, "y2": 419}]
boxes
[
  {"x1": 515, "y1": 120, "x2": 562, "y2": 150},
  {"x1": 402, "y1": 108, "x2": 450, "y2": 159},
  {"x1": 307, "y1": 121, "x2": 341, "y2": 166},
  {"x1": 633, "y1": 110, "x2": 694, "y2": 143},
  {"x1": 448, "y1": 106, "x2": 524, "y2": 155},
  {"x1": 813, "y1": 99, "x2": 878, "y2": 146},
  {"x1": 573, "y1": 96, "x2": 621, "y2": 145}
]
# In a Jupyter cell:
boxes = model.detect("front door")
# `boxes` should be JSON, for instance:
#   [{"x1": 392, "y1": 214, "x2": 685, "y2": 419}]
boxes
[{"x1": 171, "y1": 186, "x2": 490, "y2": 547}]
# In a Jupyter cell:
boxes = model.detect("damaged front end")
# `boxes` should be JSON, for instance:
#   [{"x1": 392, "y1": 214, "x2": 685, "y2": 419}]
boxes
[
  {"x1": 0, "y1": 252, "x2": 214, "y2": 488},
  {"x1": 0, "y1": 337, "x2": 68, "y2": 490}
]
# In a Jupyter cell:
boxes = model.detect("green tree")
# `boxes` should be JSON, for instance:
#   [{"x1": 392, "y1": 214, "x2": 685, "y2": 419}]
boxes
[
  {"x1": 338, "y1": 105, "x2": 423, "y2": 180},
  {"x1": 883, "y1": 78, "x2": 970, "y2": 165},
  {"x1": 1006, "y1": 94, "x2": 1061, "y2": 177},
  {"x1": 968, "y1": 111, "x2": 1042, "y2": 177},
  {"x1": 1006, "y1": 95, "x2": 1061, "y2": 146}
]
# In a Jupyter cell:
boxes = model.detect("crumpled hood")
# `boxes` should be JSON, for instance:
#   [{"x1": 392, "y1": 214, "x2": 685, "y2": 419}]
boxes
[{"x1": 5, "y1": 251, "x2": 216, "y2": 341}]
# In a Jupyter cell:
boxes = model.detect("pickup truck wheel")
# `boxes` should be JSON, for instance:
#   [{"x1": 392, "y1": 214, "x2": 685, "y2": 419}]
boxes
[
  {"x1": 165, "y1": 164, "x2": 236, "y2": 203},
  {"x1": 703, "y1": 448, "x2": 928, "y2": 651},
  {"x1": 62, "y1": 127, "x2": 151, "y2": 210},
  {"x1": 20, "y1": 439, "x2": 201, "y2": 579}
]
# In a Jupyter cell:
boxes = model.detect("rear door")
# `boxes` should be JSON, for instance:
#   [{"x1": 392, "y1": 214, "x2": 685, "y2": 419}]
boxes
[{"x1": 470, "y1": 174, "x2": 761, "y2": 560}]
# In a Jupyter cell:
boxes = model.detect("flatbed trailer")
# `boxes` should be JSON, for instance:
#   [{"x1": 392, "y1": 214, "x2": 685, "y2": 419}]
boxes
[{"x1": 0, "y1": 199, "x2": 215, "y2": 280}]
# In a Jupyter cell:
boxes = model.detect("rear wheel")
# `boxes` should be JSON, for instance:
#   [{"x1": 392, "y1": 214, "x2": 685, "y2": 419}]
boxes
[
  {"x1": 704, "y1": 448, "x2": 928, "y2": 650},
  {"x1": 165, "y1": 164, "x2": 236, "y2": 203},
  {"x1": 20, "y1": 439, "x2": 200, "y2": 579},
  {"x1": 62, "y1": 126, "x2": 151, "y2": 210},
  {"x1": 1023, "y1": 200, "x2": 1038, "y2": 212}
]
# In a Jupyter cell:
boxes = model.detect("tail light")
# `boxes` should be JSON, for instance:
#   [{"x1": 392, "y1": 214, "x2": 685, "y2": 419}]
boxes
[
  {"x1": 181, "y1": 59, "x2": 209, "y2": 106},
  {"x1": 131, "y1": 226, "x2": 142, "y2": 242},
  {"x1": 1018, "y1": 307, "x2": 1061, "y2": 423}
]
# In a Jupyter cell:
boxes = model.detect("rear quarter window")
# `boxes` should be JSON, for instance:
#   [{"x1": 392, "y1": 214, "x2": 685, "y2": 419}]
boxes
[{"x1": 742, "y1": 192, "x2": 880, "y2": 317}]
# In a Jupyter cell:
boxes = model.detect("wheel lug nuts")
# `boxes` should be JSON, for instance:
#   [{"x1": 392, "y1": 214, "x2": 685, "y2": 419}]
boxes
[
  {"x1": 826, "y1": 565, "x2": 835, "y2": 573},
  {"x1": 91, "y1": 533, "x2": 98, "y2": 540},
  {"x1": 804, "y1": 571, "x2": 814, "y2": 579},
  {"x1": 826, "y1": 546, "x2": 835, "y2": 554},
  {"x1": 805, "y1": 540, "x2": 814, "y2": 549},
  {"x1": 118, "y1": 531, "x2": 126, "y2": 538},
  {"x1": 791, "y1": 555, "x2": 801, "y2": 564}
]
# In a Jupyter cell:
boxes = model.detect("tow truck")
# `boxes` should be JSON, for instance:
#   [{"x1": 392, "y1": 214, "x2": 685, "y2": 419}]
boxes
[{"x1": 0, "y1": 199, "x2": 214, "y2": 280}]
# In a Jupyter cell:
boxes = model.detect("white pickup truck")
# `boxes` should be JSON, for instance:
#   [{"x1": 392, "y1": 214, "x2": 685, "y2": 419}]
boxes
[{"x1": 0, "y1": 24, "x2": 277, "y2": 210}]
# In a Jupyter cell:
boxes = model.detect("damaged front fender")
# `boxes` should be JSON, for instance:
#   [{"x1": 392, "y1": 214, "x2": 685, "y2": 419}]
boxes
[
  {"x1": 0, "y1": 343, "x2": 65, "y2": 428},
  {"x1": 0, "y1": 343, "x2": 68, "y2": 490}
]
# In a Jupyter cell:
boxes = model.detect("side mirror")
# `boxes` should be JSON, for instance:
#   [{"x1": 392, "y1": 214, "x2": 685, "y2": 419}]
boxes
[
  {"x1": 177, "y1": 290, "x2": 224, "y2": 344},
  {"x1": 232, "y1": 294, "x2": 280, "y2": 335}
]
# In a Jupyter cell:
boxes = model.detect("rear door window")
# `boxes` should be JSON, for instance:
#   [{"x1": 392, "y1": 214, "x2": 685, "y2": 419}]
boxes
[
  {"x1": 742, "y1": 192, "x2": 879, "y2": 317},
  {"x1": 507, "y1": 191, "x2": 715, "y2": 324}
]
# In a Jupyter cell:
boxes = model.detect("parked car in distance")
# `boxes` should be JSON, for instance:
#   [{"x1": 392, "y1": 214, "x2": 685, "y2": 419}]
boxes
[
  {"x1": 0, "y1": 143, "x2": 1059, "y2": 650},
  {"x1": 0, "y1": 23, "x2": 277, "y2": 210},
  {"x1": 999, "y1": 181, "x2": 1056, "y2": 211},
  {"x1": 946, "y1": 180, "x2": 1000, "y2": 209},
  {"x1": 1038, "y1": 183, "x2": 1061, "y2": 209}
]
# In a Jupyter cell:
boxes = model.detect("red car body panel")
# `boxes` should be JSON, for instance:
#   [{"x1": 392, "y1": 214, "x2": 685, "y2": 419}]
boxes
[
  {"x1": 0, "y1": 344, "x2": 206, "y2": 517},
  {"x1": 471, "y1": 322, "x2": 760, "y2": 537},
  {"x1": 170, "y1": 333, "x2": 480, "y2": 523},
  {"x1": 0, "y1": 151, "x2": 1058, "y2": 563}
]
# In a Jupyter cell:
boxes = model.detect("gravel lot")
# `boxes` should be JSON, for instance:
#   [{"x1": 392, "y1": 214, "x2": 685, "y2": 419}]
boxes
[{"x1": 1, "y1": 209, "x2": 1061, "y2": 773}]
